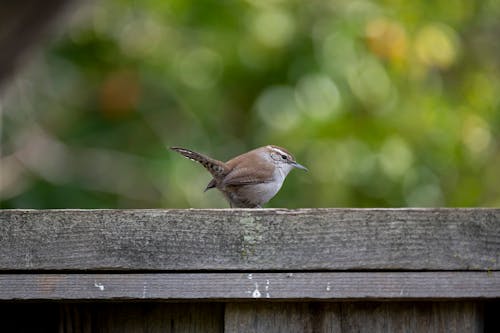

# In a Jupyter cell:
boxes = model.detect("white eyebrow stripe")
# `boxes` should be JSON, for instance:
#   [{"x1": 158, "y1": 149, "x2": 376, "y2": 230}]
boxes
[{"x1": 268, "y1": 146, "x2": 289, "y2": 156}]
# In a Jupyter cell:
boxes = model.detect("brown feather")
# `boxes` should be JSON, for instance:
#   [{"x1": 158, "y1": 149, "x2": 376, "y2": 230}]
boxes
[{"x1": 221, "y1": 147, "x2": 275, "y2": 187}]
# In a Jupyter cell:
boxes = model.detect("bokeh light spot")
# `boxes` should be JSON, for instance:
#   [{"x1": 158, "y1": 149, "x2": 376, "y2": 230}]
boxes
[
  {"x1": 415, "y1": 23, "x2": 460, "y2": 69},
  {"x1": 251, "y1": 9, "x2": 295, "y2": 48},
  {"x1": 118, "y1": 16, "x2": 165, "y2": 57},
  {"x1": 255, "y1": 86, "x2": 300, "y2": 130},
  {"x1": 365, "y1": 17, "x2": 408, "y2": 62},
  {"x1": 100, "y1": 69, "x2": 141, "y2": 118},
  {"x1": 347, "y1": 57, "x2": 393, "y2": 107},
  {"x1": 295, "y1": 73, "x2": 342, "y2": 120},
  {"x1": 320, "y1": 32, "x2": 358, "y2": 74},
  {"x1": 177, "y1": 48, "x2": 223, "y2": 89},
  {"x1": 332, "y1": 139, "x2": 377, "y2": 185},
  {"x1": 379, "y1": 136, "x2": 414, "y2": 180},
  {"x1": 462, "y1": 115, "x2": 492, "y2": 156}
]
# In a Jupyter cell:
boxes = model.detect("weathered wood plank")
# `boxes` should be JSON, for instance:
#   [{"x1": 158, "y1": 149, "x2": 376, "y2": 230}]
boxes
[
  {"x1": 225, "y1": 303, "x2": 323, "y2": 333},
  {"x1": 340, "y1": 302, "x2": 483, "y2": 333},
  {"x1": 224, "y1": 302, "x2": 483, "y2": 333},
  {"x1": 1, "y1": 272, "x2": 498, "y2": 300},
  {"x1": 0, "y1": 209, "x2": 498, "y2": 270}
]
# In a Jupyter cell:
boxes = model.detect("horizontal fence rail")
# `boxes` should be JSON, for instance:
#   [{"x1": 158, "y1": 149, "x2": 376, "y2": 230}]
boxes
[
  {"x1": 1, "y1": 272, "x2": 498, "y2": 301},
  {"x1": 0, "y1": 208, "x2": 499, "y2": 271}
]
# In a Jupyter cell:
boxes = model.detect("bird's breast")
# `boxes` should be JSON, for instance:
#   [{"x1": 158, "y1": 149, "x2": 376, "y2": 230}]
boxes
[{"x1": 245, "y1": 181, "x2": 284, "y2": 205}]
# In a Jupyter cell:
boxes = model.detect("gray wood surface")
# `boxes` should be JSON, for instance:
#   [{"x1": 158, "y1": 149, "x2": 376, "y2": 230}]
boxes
[
  {"x1": 1, "y1": 272, "x2": 498, "y2": 300},
  {"x1": 0, "y1": 209, "x2": 498, "y2": 270},
  {"x1": 340, "y1": 302, "x2": 483, "y2": 333},
  {"x1": 225, "y1": 303, "x2": 321, "y2": 333},
  {"x1": 224, "y1": 302, "x2": 484, "y2": 333}
]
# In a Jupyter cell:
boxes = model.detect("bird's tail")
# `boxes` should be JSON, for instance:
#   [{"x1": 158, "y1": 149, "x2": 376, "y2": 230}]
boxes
[{"x1": 170, "y1": 147, "x2": 228, "y2": 179}]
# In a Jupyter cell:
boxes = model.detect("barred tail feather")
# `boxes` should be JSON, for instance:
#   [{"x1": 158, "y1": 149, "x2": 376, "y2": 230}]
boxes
[{"x1": 170, "y1": 147, "x2": 227, "y2": 178}]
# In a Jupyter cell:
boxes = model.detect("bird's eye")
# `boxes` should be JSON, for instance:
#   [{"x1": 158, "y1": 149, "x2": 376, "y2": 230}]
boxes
[{"x1": 281, "y1": 155, "x2": 287, "y2": 160}]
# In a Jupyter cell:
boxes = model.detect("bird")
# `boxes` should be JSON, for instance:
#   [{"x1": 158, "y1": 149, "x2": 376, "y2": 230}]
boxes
[{"x1": 170, "y1": 145, "x2": 307, "y2": 208}]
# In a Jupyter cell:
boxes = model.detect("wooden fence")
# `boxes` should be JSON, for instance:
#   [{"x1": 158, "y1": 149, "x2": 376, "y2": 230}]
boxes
[{"x1": 0, "y1": 209, "x2": 499, "y2": 332}]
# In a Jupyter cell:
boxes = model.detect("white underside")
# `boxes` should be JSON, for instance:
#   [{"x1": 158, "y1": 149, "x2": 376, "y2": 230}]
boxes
[{"x1": 240, "y1": 164, "x2": 291, "y2": 206}]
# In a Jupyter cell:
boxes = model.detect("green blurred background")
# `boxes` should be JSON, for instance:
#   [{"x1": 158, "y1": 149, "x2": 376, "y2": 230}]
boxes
[{"x1": 1, "y1": 0, "x2": 499, "y2": 208}]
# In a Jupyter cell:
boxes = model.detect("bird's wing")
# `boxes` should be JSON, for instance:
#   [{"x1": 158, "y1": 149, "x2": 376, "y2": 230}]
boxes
[{"x1": 221, "y1": 155, "x2": 275, "y2": 187}]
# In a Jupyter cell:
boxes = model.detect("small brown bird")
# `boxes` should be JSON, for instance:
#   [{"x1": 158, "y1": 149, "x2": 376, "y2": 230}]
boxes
[{"x1": 170, "y1": 145, "x2": 307, "y2": 208}]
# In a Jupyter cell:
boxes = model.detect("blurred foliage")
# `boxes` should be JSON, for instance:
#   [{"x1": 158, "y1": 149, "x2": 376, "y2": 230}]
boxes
[{"x1": 1, "y1": 0, "x2": 500, "y2": 208}]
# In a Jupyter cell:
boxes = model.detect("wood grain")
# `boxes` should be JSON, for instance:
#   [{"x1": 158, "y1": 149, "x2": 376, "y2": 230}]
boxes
[
  {"x1": 225, "y1": 303, "x2": 319, "y2": 333},
  {"x1": 1, "y1": 272, "x2": 498, "y2": 300},
  {"x1": 224, "y1": 302, "x2": 483, "y2": 333},
  {"x1": 0, "y1": 209, "x2": 498, "y2": 270},
  {"x1": 225, "y1": 303, "x2": 344, "y2": 333},
  {"x1": 340, "y1": 302, "x2": 483, "y2": 333}
]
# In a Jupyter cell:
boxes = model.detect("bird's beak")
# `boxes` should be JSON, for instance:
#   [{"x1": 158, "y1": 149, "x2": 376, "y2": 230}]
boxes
[{"x1": 292, "y1": 161, "x2": 308, "y2": 171}]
